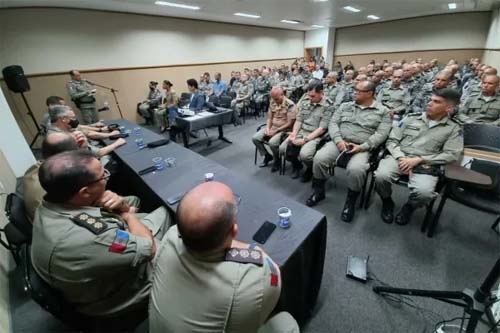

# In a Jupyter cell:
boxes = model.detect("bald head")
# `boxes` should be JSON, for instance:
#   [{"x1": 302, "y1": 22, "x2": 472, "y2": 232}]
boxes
[
  {"x1": 484, "y1": 67, "x2": 498, "y2": 76},
  {"x1": 271, "y1": 86, "x2": 284, "y2": 103},
  {"x1": 41, "y1": 132, "x2": 79, "y2": 159},
  {"x1": 177, "y1": 182, "x2": 238, "y2": 253}
]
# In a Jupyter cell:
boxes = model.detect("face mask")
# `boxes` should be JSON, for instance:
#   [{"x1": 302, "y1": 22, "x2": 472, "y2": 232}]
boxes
[{"x1": 69, "y1": 119, "x2": 79, "y2": 128}]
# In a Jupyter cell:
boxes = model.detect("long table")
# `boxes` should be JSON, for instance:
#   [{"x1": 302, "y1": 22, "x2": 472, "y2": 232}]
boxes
[{"x1": 103, "y1": 119, "x2": 327, "y2": 326}]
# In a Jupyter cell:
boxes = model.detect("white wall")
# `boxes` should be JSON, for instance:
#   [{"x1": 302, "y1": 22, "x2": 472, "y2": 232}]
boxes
[
  {"x1": 335, "y1": 12, "x2": 491, "y2": 55},
  {"x1": 0, "y1": 89, "x2": 35, "y2": 177},
  {"x1": 483, "y1": 9, "x2": 500, "y2": 69},
  {"x1": 304, "y1": 27, "x2": 336, "y2": 65},
  {"x1": 0, "y1": 8, "x2": 304, "y2": 75}
]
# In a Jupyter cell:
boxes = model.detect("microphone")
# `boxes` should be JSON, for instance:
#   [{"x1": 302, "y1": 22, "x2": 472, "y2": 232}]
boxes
[{"x1": 83, "y1": 79, "x2": 95, "y2": 85}]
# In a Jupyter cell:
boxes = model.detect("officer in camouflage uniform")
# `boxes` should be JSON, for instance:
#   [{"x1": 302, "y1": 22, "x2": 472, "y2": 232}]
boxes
[
  {"x1": 231, "y1": 74, "x2": 254, "y2": 125},
  {"x1": 457, "y1": 74, "x2": 500, "y2": 125},
  {"x1": 401, "y1": 64, "x2": 417, "y2": 102},
  {"x1": 411, "y1": 71, "x2": 451, "y2": 114},
  {"x1": 335, "y1": 72, "x2": 365, "y2": 107},
  {"x1": 301, "y1": 66, "x2": 313, "y2": 83},
  {"x1": 307, "y1": 81, "x2": 391, "y2": 223},
  {"x1": 375, "y1": 89, "x2": 463, "y2": 225},
  {"x1": 252, "y1": 87, "x2": 295, "y2": 172},
  {"x1": 67, "y1": 70, "x2": 98, "y2": 125},
  {"x1": 279, "y1": 81, "x2": 333, "y2": 182},
  {"x1": 199, "y1": 72, "x2": 214, "y2": 97},
  {"x1": 138, "y1": 81, "x2": 163, "y2": 125},
  {"x1": 324, "y1": 72, "x2": 340, "y2": 103},
  {"x1": 31, "y1": 150, "x2": 171, "y2": 319},
  {"x1": 376, "y1": 70, "x2": 410, "y2": 116},
  {"x1": 289, "y1": 68, "x2": 305, "y2": 102},
  {"x1": 254, "y1": 69, "x2": 273, "y2": 116}
]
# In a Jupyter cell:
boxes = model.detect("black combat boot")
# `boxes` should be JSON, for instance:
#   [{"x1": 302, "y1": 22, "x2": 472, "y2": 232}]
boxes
[
  {"x1": 380, "y1": 197, "x2": 395, "y2": 224},
  {"x1": 291, "y1": 161, "x2": 303, "y2": 179},
  {"x1": 271, "y1": 160, "x2": 280, "y2": 173},
  {"x1": 259, "y1": 153, "x2": 273, "y2": 168},
  {"x1": 341, "y1": 189, "x2": 360, "y2": 223},
  {"x1": 395, "y1": 203, "x2": 416, "y2": 225},
  {"x1": 306, "y1": 178, "x2": 326, "y2": 207}
]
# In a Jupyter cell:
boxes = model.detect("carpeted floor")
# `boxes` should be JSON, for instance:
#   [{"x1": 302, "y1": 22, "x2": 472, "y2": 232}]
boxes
[{"x1": 9, "y1": 117, "x2": 499, "y2": 332}]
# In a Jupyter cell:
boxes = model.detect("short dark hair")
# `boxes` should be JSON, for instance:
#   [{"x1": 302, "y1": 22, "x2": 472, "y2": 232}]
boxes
[
  {"x1": 186, "y1": 79, "x2": 198, "y2": 89},
  {"x1": 163, "y1": 80, "x2": 173, "y2": 87},
  {"x1": 176, "y1": 199, "x2": 237, "y2": 252},
  {"x1": 434, "y1": 88, "x2": 461, "y2": 106},
  {"x1": 307, "y1": 80, "x2": 324, "y2": 92},
  {"x1": 69, "y1": 70, "x2": 76, "y2": 76},
  {"x1": 361, "y1": 80, "x2": 376, "y2": 93},
  {"x1": 41, "y1": 133, "x2": 79, "y2": 159},
  {"x1": 39, "y1": 150, "x2": 98, "y2": 203},
  {"x1": 46, "y1": 96, "x2": 64, "y2": 107}
]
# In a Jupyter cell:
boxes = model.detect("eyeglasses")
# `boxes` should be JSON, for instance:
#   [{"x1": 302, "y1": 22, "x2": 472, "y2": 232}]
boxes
[
  {"x1": 354, "y1": 88, "x2": 372, "y2": 93},
  {"x1": 87, "y1": 168, "x2": 111, "y2": 186}
]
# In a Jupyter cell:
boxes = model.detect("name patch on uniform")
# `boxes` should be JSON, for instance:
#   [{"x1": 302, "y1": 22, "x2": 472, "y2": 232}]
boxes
[
  {"x1": 109, "y1": 230, "x2": 129, "y2": 253},
  {"x1": 71, "y1": 213, "x2": 108, "y2": 235},
  {"x1": 225, "y1": 248, "x2": 263, "y2": 266},
  {"x1": 266, "y1": 257, "x2": 279, "y2": 287}
]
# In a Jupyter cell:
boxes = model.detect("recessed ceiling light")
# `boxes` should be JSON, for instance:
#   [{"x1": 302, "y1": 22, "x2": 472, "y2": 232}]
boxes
[
  {"x1": 154, "y1": 1, "x2": 200, "y2": 10},
  {"x1": 234, "y1": 12, "x2": 261, "y2": 19},
  {"x1": 367, "y1": 15, "x2": 380, "y2": 20},
  {"x1": 313, "y1": 0, "x2": 329, "y2": 2},
  {"x1": 448, "y1": 3, "x2": 457, "y2": 9},
  {"x1": 311, "y1": 25, "x2": 325, "y2": 28},
  {"x1": 343, "y1": 6, "x2": 361, "y2": 13},
  {"x1": 281, "y1": 19, "x2": 300, "y2": 24}
]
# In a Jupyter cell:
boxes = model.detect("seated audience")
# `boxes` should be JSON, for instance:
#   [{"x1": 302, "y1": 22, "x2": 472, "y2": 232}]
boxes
[
  {"x1": 199, "y1": 72, "x2": 214, "y2": 97},
  {"x1": 374, "y1": 89, "x2": 463, "y2": 225},
  {"x1": 253, "y1": 87, "x2": 295, "y2": 172},
  {"x1": 254, "y1": 69, "x2": 273, "y2": 116},
  {"x1": 457, "y1": 74, "x2": 500, "y2": 125},
  {"x1": 149, "y1": 181, "x2": 298, "y2": 333},
  {"x1": 231, "y1": 73, "x2": 253, "y2": 125},
  {"x1": 137, "y1": 81, "x2": 162, "y2": 125},
  {"x1": 312, "y1": 65, "x2": 324, "y2": 80},
  {"x1": 279, "y1": 81, "x2": 333, "y2": 182},
  {"x1": 324, "y1": 72, "x2": 340, "y2": 103},
  {"x1": 32, "y1": 150, "x2": 171, "y2": 317},
  {"x1": 411, "y1": 70, "x2": 452, "y2": 114},
  {"x1": 213, "y1": 72, "x2": 227, "y2": 97},
  {"x1": 376, "y1": 69, "x2": 411, "y2": 117},
  {"x1": 154, "y1": 80, "x2": 178, "y2": 133},
  {"x1": 308, "y1": 81, "x2": 391, "y2": 223},
  {"x1": 186, "y1": 78, "x2": 206, "y2": 111}
]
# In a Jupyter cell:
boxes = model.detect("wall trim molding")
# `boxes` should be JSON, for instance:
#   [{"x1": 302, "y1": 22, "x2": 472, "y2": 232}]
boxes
[
  {"x1": 335, "y1": 48, "x2": 486, "y2": 57},
  {"x1": 0, "y1": 58, "x2": 298, "y2": 80}
]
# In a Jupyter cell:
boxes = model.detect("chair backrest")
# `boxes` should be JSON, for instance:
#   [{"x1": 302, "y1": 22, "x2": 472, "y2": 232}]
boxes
[
  {"x1": 208, "y1": 95, "x2": 219, "y2": 106},
  {"x1": 226, "y1": 91, "x2": 237, "y2": 99},
  {"x1": 5, "y1": 193, "x2": 32, "y2": 241},
  {"x1": 464, "y1": 124, "x2": 500, "y2": 152},
  {"x1": 470, "y1": 159, "x2": 500, "y2": 193},
  {"x1": 219, "y1": 96, "x2": 232, "y2": 108}
]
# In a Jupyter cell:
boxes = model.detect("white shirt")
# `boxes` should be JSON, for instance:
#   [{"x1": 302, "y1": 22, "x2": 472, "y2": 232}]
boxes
[{"x1": 312, "y1": 70, "x2": 324, "y2": 80}]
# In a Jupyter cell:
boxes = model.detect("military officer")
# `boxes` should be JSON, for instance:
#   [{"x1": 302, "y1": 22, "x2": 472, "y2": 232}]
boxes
[
  {"x1": 383, "y1": 66, "x2": 394, "y2": 85},
  {"x1": 372, "y1": 70, "x2": 386, "y2": 95},
  {"x1": 401, "y1": 64, "x2": 417, "y2": 101},
  {"x1": 279, "y1": 81, "x2": 333, "y2": 182},
  {"x1": 154, "y1": 80, "x2": 178, "y2": 132},
  {"x1": 336, "y1": 73, "x2": 367, "y2": 107},
  {"x1": 199, "y1": 72, "x2": 214, "y2": 97},
  {"x1": 324, "y1": 72, "x2": 340, "y2": 103},
  {"x1": 376, "y1": 70, "x2": 411, "y2": 117},
  {"x1": 411, "y1": 71, "x2": 451, "y2": 114},
  {"x1": 232, "y1": 73, "x2": 254, "y2": 124},
  {"x1": 289, "y1": 68, "x2": 305, "y2": 101},
  {"x1": 461, "y1": 67, "x2": 497, "y2": 105},
  {"x1": 457, "y1": 74, "x2": 500, "y2": 125},
  {"x1": 252, "y1": 87, "x2": 295, "y2": 172},
  {"x1": 374, "y1": 89, "x2": 463, "y2": 225},
  {"x1": 254, "y1": 69, "x2": 273, "y2": 116},
  {"x1": 32, "y1": 150, "x2": 171, "y2": 318},
  {"x1": 275, "y1": 71, "x2": 290, "y2": 90},
  {"x1": 307, "y1": 81, "x2": 391, "y2": 223},
  {"x1": 67, "y1": 70, "x2": 98, "y2": 125},
  {"x1": 149, "y1": 181, "x2": 299, "y2": 333},
  {"x1": 301, "y1": 66, "x2": 313, "y2": 83},
  {"x1": 138, "y1": 81, "x2": 163, "y2": 125}
]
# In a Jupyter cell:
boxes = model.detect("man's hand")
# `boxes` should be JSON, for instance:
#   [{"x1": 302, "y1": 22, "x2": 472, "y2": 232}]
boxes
[
  {"x1": 291, "y1": 138, "x2": 305, "y2": 146},
  {"x1": 348, "y1": 143, "x2": 362, "y2": 154},
  {"x1": 72, "y1": 131, "x2": 88, "y2": 148},
  {"x1": 287, "y1": 133, "x2": 297, "y2": 141},
  {"x1": 336, "y1": 140, "x2": 348, "y2": 152},
  {"x1": 90, "y1": 89, "x2": 97, "y2": 95},
  {"x1": 115, "y1": 138, "x2": 126, "y2": 147},
  {"x1": 96, "y1": 190, "x2": 130, "y2": 213},
  {"x1": 109, "y1": 130, "x2": 120, "y2": 136},
  {"x1": 93, "y1": 121, "x2": 106, "y2": 128},
  {"x1": 398, "y1": 157, "x2": 422, "y2": 174}
]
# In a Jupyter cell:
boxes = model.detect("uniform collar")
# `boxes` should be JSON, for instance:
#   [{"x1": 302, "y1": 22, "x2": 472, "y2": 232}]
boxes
[
  {"x1": 356, "y1": 100, "x2": 377, "y2": 110},
  {"x1": 421, "y1": 112, "x2": 450, "y2": 126},
  {"x1": 389, "y1": 85, "x2": 402, "y2": 90},
  {"x1": 479, "y1": 93, "x2": 499, "y2": 102}
]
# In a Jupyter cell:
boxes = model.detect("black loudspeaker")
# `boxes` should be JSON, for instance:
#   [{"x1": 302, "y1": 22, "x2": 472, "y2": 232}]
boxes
[{"x1": 2, "y1": 65, "x2": 30, "y2": 93}]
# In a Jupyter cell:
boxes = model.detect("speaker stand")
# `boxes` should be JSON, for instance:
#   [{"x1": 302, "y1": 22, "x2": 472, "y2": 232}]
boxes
[{"x1": 20, "y1": 92, "x2": 42, "y2": 148}]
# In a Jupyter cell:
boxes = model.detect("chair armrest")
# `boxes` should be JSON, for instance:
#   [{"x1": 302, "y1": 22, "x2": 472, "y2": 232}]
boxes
[{"x1": 444, "y1": 163, "x2": 492, "y2": 186}]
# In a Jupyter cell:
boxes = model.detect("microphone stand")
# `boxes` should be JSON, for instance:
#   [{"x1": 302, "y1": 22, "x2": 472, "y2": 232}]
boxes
[{"x1": 86, "y1": 80, "x2": 124, "y2": 119}]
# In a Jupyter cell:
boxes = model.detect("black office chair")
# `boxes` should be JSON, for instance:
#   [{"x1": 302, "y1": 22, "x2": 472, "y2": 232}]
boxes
[
  {"x1": 226, "y1": 91, "x2": 237, "y2": 100},
  {"x1": 218, "y1": 95, "x2": 233, "y2": 109},
  {"x1": 22, "y1": 244, "x2": 148, "y2": 331},
  {"x1": 425, "y1": 124, "x2": 500, "y2": 237},
  {"x1": 1, "y1": 193, "x2": 33, "y2": 265},
  {"x1": 179, "y1": 92, "x2": 192, "y2": 107},
  {"x1": 208, "y1": 95, "x2": 219, "y2": 106}
]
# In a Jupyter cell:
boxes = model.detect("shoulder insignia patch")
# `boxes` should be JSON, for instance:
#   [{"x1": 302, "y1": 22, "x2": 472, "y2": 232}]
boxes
[
  {"x1": 109, "y1": 230, "x2": 129, "y2": 253},
  {"x1": 225, "y1": 247, "x2": 263, "y2": 266},
  {"x1": 266, "y1": 257, "x2": 279, "y2": 287},
  {"x1": 71, "y1": 213, "x2": 108, "y2": 234}
]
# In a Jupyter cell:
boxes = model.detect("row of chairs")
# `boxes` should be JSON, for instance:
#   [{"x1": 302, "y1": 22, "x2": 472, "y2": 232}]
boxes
[{"x1": 254, "y1": 123, "x2": 500, "y2": 237}]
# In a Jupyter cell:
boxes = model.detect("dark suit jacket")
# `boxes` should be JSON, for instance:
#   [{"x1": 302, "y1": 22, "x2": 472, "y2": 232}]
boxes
[{"x1": 188, "y1": 91, "x2": 206, "y2": 112}]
